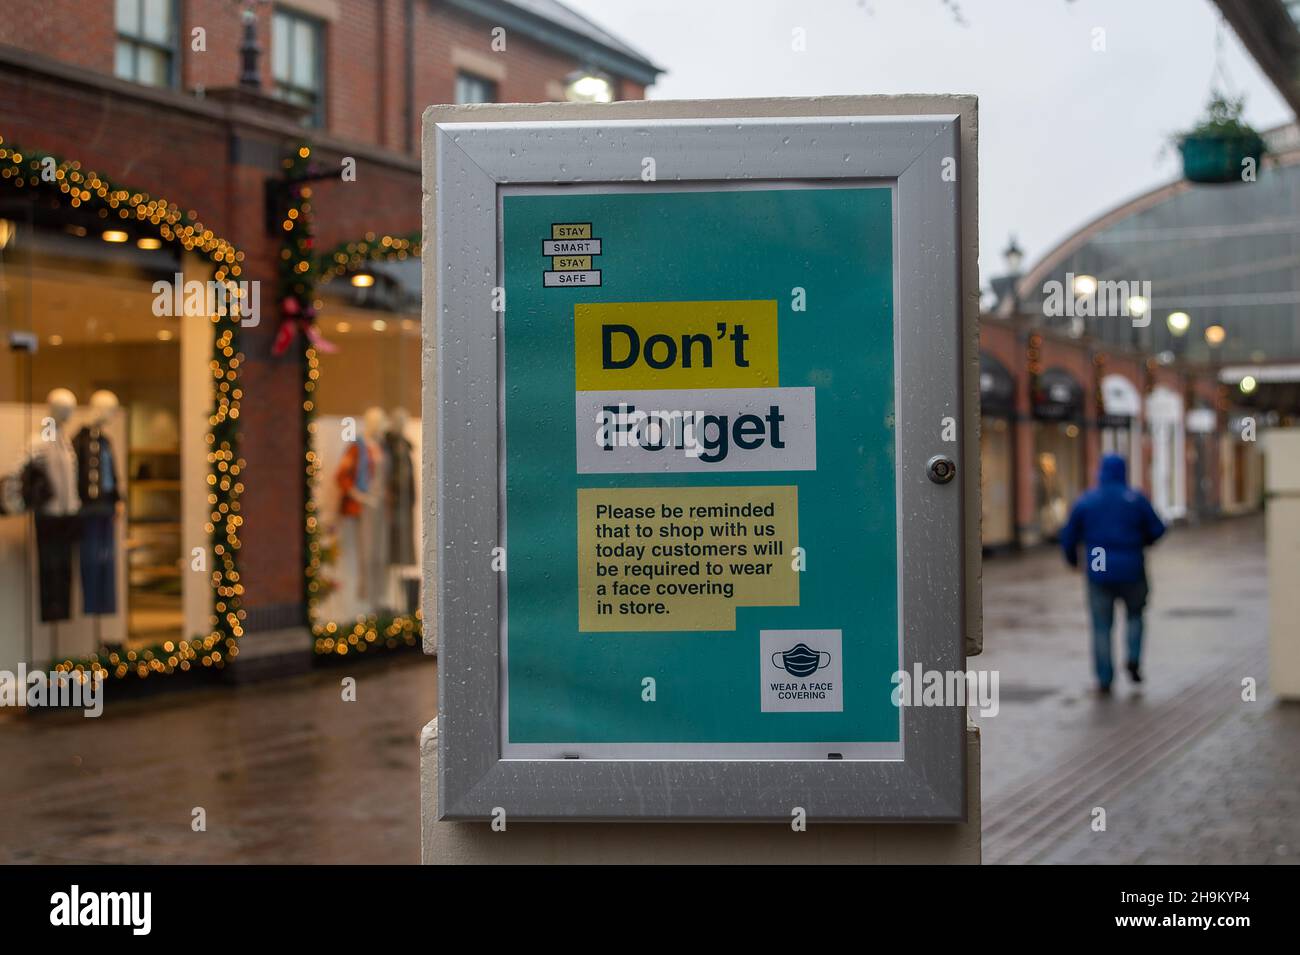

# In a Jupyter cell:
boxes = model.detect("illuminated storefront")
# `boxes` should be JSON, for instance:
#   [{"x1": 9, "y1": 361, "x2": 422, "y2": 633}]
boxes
[
  {"x1": 1031, "y1": 367, "x2": 1085, "y2": 539},
  {"x1": 1146, "y1": 385, "x2": 1187, "y2": 521},
  {"x1": 979, "y1": 351, "x2": 1016, "y2": 549},
  {"x1": 1099, "y1": 373, "x2": 1142, "y2": 480},
  {"x1": 307, "y1": 239, "x2": 423, "y2": 655},
  {"x1": 0, "y1": 141, "x2": 244, "y2": 683}
]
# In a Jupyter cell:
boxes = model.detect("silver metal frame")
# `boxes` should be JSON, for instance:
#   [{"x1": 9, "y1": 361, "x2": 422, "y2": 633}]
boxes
[{"x1": 433, "y1": 115, "x2": 965, "y2": 821}]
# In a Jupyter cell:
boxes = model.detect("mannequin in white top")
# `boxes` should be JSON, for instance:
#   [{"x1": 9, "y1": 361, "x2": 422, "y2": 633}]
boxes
[
  {"x1": 24, "y1": 388, "x2": 81, "y2": 516},
  {"x1": 22, "y1": 389, "x2": 82, "y2": 622}
]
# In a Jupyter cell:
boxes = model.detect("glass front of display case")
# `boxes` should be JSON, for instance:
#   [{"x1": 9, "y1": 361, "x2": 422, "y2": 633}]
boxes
[{"x1": 308, "y1": 255, "x2": 422, "y2": 652}]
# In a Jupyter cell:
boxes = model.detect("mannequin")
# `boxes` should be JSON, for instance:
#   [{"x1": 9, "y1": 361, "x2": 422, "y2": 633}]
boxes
[
  {"x1": 17, "y1": 389, "x2": 81, "y2": 622},
  {"x1": 385, "y1": 407, "x2": 416, "y2": 568},
  {"x1": 360, "y1": 407, "x2": 391, "y2": 610},
  {"x1": 74, "y1": 390, "x2": 122, "y2": 616},
  {"x1": 384, "y1": 407, "x2": 418, "y2": 614},
  {"x1": 335, "y1": 408, "x2": 390, "y2": 610}
]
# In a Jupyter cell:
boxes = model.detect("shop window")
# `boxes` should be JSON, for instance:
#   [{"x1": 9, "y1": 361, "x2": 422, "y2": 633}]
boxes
[
  {"x1": 309, "y1": 258, "x2": 422, "y2": 645},
  {"x1": 455, "y1": 72, "x2": 497, "y2": 105},
  {"x1": 273, "y1": 7, "x2": 325, "y2": 127},
  {"x1": 980, "y1": 417, "x2": 1015, "y2": 548},
  {"x1": 0, "y1": 201, "x2": 216, "y2": 667},
  {"x1": 115, "y1": 0, "x2": 177, "y2": 88},
  {"x1": 1031, "y1": 368, "x2": 1085, "y2": 539},
  {"x1": 1034, "y1": 422, "x2": 1083, "y2": 538}
]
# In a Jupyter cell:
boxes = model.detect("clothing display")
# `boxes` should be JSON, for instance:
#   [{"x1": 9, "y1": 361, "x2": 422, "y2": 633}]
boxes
[
  {"x1": 336, "y1": 440, "x2": 373, "y2": 518},
  {"x1": 73, "y1": 426, "x2": 121, "y2": 509},
  {"x1": 35, "y1": 514, "x2": 78, "y2": 622},
  {"x1": 360, "y1": 439, "x2": 389, "y2": 605},
  {"x1": 384, "y1": 429, "x2": 416, "y2": 566},
  {"x1": 73, "y1": 425, "x2": 120, "y2": 616},
  {"x1": 16, "y1": 427, "x2": 82, "y2": 623},
  {"x1": 335, "y1": 437, "x2": 389, "y2": 604},
  {"x1": 79, "y1": 510, "x2": 116, "y2": 616},
  {"x1": 20, "y1": 430, "x2": 80, "y2": 517}
]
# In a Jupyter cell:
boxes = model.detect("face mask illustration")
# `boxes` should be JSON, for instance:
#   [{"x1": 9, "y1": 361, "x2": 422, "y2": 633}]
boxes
[{"x1": 772, "y1": 643, "x2": 832, "y2": 678}]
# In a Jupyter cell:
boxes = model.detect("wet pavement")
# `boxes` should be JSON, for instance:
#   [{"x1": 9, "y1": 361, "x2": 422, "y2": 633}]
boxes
[
  {"x1": 0, "y1": 514, "x2": 1289, "y2": 864},
  {"x1": 0, "y1": 656, "x2": 437, "y2": 864},
  {"x1": 977, "y1": 513, "x2": 1295, "y2": 864}
]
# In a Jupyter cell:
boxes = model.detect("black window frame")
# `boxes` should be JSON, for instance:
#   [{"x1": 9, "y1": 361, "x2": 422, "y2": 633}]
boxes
[
  {"x1": 454, "y1": 71, "x2": 498, "y2": 106},
  {"x1": 114, "y1": 0, "x2": 180, "y2": 89},
  {"x1": 272, "y1": 6, "x2": 327, "y2": 128}
]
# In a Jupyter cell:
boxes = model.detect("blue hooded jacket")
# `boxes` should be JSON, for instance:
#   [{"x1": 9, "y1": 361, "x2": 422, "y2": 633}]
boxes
[{"x1": 1060, "y1": 454, "x2": 1166, "y2": 584}]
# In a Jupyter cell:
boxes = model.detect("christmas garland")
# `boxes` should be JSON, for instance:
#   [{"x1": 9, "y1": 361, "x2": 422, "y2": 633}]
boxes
[
  {"x1": 271, "y1": 146, "x2": 336, "y2": 358},
  {"x1": 306, "y1": 232, "x2": 422, "y2": 656},
  {"x1": 0, "y1": 134, "x2": 245, "y2": 680}
]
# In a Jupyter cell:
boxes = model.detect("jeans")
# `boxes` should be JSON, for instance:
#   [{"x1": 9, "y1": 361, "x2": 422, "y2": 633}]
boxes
[
  {"x1": 1087, "y1": 575, "x2": 1148, "y2": 688},
  {"x1": 80, "y1": 510, "x2": 117, "y2": 615}
]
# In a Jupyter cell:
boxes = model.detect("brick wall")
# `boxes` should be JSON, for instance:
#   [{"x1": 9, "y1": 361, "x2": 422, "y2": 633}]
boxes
[
  {"x1": 1, "y1": 1, "x2": 652, "y2": 625},
  {"x1": 1, "y1": 0, "x2": 651, "y2": 157},
  {"x1": 0, "y1": 1, "x2": 115, "y2": 71}
]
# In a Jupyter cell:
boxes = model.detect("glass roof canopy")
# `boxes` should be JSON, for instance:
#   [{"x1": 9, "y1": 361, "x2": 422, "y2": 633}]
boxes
[{"x1": 1017, "y1": 153, "x2": 1300, "y2": 367}]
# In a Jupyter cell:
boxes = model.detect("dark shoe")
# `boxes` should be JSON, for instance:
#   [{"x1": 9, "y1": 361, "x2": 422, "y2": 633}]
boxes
[
  {"x1": 1096, "y1": 684, "x2": 1112, "y2": 697},
  {"x1": 1126, "y1": 662, "x2": 1143, "y2": 683}
]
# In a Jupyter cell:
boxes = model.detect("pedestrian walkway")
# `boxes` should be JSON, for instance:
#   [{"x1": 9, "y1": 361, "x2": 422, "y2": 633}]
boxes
[
  {"x1": 978, "y1": 514, "x2": 1294, "y2": 864},
  {"x1": 0, "y1": 657, "x2": 436, "y2": 864},
  {"x1": 0, "y1": 514, "x2": 1287, "y2": 864}
]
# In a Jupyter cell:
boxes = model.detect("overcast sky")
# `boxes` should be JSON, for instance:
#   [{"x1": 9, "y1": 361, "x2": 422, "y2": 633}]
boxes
[{"x1": 567, "y1": 0, "x2": 1291, "y2": 287}]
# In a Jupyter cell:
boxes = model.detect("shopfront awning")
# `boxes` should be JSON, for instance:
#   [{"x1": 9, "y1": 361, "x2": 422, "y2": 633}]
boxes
[
  {"x1": 1032, "y1": 367, "x2": 1083, "y2": 421},
  {"x1": 1101, "y1": 373, "x2": 1140, "y2": 426},
  {"x1": 979, "y1": 351, "x2": 1015, "y2": 417}
]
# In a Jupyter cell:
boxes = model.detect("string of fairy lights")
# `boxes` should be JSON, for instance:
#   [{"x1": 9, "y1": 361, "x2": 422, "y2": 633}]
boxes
[
  {"x1": 0, "y1": 134, "x2": 245, "y2": 681},
  {"x1": 2, "y1": 134, "x2": 421, "y2": 674},
  {"x1": 300, "y1": 212, "x2": 423, "y2": 656}
]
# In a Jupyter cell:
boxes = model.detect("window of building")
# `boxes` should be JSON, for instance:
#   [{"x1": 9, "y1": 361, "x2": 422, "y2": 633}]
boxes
[
  {"x1": 114, "y1": 0, "x2": 177, "y2": 88},
  {"x1": 272, "y1": 7, "x2": 325, "y2": 126},
  {"x1": 455, "y1": 72, "x2": 498, "y2": 105}
]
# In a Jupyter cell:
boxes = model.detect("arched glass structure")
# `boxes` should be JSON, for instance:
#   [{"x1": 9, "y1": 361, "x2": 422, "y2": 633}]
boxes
[{"x1": 1018, "y1": 152, "x2": 1300, "y2": 366}]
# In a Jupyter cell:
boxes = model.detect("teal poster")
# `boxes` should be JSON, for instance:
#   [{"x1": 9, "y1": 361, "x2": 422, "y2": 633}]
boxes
[{"x1": 501, "y1": 185, "x2": 900, "y2": 758}]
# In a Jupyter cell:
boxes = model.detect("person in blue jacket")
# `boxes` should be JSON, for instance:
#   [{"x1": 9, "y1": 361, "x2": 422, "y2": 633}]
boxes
[{"x1": 1060, "y1": 454, "x2": 1166, "y2": 693}]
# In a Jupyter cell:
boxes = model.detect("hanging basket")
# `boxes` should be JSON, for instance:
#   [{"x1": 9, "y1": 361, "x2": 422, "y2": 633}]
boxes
[{"x1": 1179, "y1": 131, "x2": 1264, "y2": 184}]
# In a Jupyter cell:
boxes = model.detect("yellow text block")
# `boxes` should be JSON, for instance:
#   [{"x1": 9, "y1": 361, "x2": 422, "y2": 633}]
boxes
[
  {"x1": 552, "y1": 223, "x2": 592, "y2": 239},
  {"x1": 575, "y1": 300, "x2": 778, "y2": 390},
  {"x1": 578, "y1": 485, "x2": 799, "y2": 632}
]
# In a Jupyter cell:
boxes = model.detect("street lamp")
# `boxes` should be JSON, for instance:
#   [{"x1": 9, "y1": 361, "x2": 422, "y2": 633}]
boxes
[
  {"x1": 1205, "y1": 324, "x2": 1226, "y2": 347},
  {"x1": 1001, "y1": 235, "x2": 1024, "y2": 314},
  {"x1": 1073, "y1": 273, "x2": 1098, "y2": 297},
  {"x1": 237, "y1": 3, "x2": 265, "y2": 90},
  {"x1": 1003, "y1": 235, "x2": 1024, "y2": 274},
  {"x1": 1240, "y1": 374, "x2": 1257, "y2": 394},
  {"x1": 1167, "y1": 311, "x2": 1190, "y2": 335},
  {"x1": 564, "y1": 68, "x2": 614, "y2": 104}
]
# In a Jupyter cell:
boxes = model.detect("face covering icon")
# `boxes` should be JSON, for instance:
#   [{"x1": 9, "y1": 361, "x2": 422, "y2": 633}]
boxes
[{"x1": 772, "y1": 643, "x2": 832, "y2": 678}]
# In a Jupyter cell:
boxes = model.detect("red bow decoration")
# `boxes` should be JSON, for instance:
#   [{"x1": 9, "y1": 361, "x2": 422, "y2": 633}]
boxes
[{"x1": 271, "y1": 297, "x2": 337, "y2": 356}]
